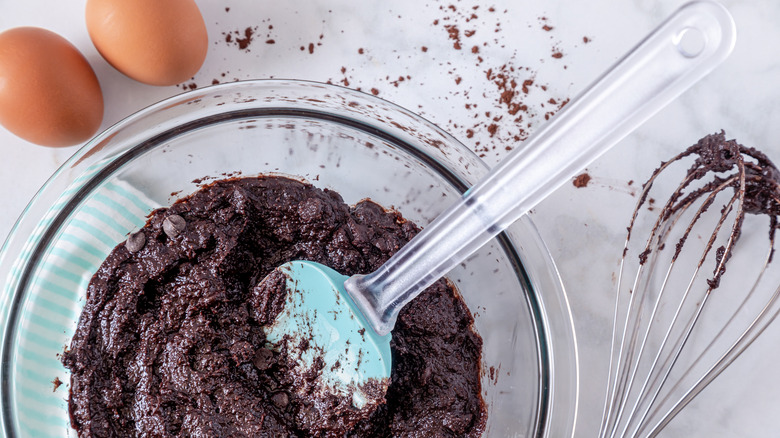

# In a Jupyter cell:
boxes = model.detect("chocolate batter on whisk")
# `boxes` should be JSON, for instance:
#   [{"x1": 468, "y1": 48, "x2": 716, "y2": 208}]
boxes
[
  {"x1": 634, "y1": 131, "x2": 780, "y2": 284},
  {"x1": 601, "y1": 131, "x2": 780, "y2": 438}
]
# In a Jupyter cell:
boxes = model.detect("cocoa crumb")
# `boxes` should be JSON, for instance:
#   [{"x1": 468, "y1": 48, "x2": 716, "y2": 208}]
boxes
[
  {"x1": 236, "y1": 27, "x2": 254, "y2": 50},
  {"x1": 573, "y1": 173, "x2": 592, "y2": 188},
  {"x1": 371, "y1": 88, "x2": 379, "y2": 95},
  {"x1": 552, "y1": 51, "x2": 563, "y2": 59},
  {"x1": 358, "y1": 47, "x2": 365, "y2": 54},
  {"x1": 308, "y1": 43, "x2": 314, "y2": 54},
  {"x1": 583, "y1": 36, "x2": 591, "y2": 43},
  {"x1": 421, "y1": 46, "x2": 428, "y2": 52},
  {"x1": 265, "y1": 39, "x2": 275, "y2": 44},
  {"x1": 542, "y1": 24, "x2": 554, "y2": 31},
  {"x1": 444, "y1": 24, "x2": 461, "y2": 50},
  {"x1": 522, "y1": 79, "x2": 533, "y2": 94},
  {"x1": 52, "y1": 377, "x2": 62, "y2": 392}
]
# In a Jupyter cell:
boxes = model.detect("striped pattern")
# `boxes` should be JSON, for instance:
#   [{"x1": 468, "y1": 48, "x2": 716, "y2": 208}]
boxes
[{"x1": 5, "y1": 168, "x2": 158, "y2": 436}]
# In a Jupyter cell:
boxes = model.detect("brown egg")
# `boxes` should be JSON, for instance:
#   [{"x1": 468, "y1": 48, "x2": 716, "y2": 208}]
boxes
[
  {"x1": 86, "y1": 0, "x2": 208, "y2": 86},
  {"x1": 0, "y1": 27, "x2": 104, "y2": 147}
]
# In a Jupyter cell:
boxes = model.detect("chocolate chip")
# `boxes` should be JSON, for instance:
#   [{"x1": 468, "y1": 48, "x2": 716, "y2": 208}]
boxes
[
  {"x1": 271, "y1": 392, "x2": 289, "y2": 408},
  {"x1": 253, "y1": 348, "x2": 274, "y2": 370},
  {"x1": 163, "y1": 214, "x2": 187, "y2": 238},
  {"x1": 125, "y1": 231, "x2": 146, "y2": 253}
]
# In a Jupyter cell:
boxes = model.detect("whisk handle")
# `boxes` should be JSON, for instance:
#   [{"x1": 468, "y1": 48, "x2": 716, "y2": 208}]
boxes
[{"x1": 346, "y1": 1, "x2": 736, "y2": 336}]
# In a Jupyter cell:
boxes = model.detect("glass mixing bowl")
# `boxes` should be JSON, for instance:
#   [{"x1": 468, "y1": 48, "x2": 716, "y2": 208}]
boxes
[{"x1": 0, "y1": 80, "x2": 578, "y2": 437}]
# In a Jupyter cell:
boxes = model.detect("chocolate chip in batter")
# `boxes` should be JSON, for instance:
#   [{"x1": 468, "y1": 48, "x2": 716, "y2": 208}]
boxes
[
  {"x1": 253, "y1": 348, "x2": 274, "y2": 370},
  {"x1": 125, "y1": 230, "x2": 145, "y2": 253},
  {"x1": 271, "y1": 392, "x2": 289, "y2": 408},
  {"x1": 162, "y1": 214, "x2": 186, "y2": 238}
]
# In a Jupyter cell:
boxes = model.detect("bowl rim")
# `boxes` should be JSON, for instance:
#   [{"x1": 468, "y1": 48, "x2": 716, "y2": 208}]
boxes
[{"x1": 0, "y1": 79, "x2": 579, "y2": 437}]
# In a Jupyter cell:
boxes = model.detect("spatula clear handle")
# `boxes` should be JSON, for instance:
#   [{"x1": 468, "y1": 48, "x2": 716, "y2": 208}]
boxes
[{"x1": 345, "y1": 0, "x2": 736, "y2": 336}]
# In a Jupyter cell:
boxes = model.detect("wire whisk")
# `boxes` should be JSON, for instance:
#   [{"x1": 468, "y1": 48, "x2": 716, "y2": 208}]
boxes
[{"x1": 599, "y1": 131, "x2": 780, "y2": 437}]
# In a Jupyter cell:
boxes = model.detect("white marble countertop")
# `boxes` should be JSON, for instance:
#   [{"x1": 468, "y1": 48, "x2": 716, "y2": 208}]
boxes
[{"x1": 2, "y1": 0, "x2": 779, "y2": 436}]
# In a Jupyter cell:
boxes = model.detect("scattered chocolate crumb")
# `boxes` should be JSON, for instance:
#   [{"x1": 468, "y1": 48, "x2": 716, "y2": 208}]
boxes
[
  {"x1": 583, "y1": 36, "x2": 591, "y2": 43},
  {"x1": 573, "y1": 173, "x2": 591, "y2": 188},
  {"x1": 444, "y1": 24, "x2": 462, "y2": 50},
  {"x1": 203, "y1": 5, "x2": 587, "y2": 162},
  {"x1": 225, "y1": 7, "x2": 229, "y2": 12},
  {"x1": 522, "y1": 79, "x2": 534, "y2": 94},
  {"x1": 52, "y1": 377, "x2": 62, "y2": 392},
  {"x1": 236, "y1": 27, "x2": 254, "y2": 50}
]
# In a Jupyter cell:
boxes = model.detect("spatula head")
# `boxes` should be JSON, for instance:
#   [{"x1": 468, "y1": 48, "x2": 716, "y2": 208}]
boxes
[{"x1": 262, "y1": 260, "x2": 392, "y2": 415}]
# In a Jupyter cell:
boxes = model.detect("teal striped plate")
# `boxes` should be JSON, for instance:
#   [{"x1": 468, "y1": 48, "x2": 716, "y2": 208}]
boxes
[{"x1": 3, "y1": 169, "x2": 158, "y2": 436}]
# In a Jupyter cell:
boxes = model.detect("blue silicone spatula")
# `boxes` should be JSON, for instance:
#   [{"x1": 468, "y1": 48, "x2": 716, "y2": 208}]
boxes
[{"x1": 261, "y1": 0, "x2": 735, "y2": 410}]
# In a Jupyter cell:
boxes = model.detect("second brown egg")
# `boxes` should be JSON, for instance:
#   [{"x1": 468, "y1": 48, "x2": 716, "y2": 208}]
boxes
[{"x1": 85, "y1": 0, "x2": 208, "y2": 86}]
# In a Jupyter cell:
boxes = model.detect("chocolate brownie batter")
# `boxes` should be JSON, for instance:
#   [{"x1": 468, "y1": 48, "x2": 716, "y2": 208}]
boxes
[{"x1": 62, "y1": 176, "x2": 487, "y2": 437}]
